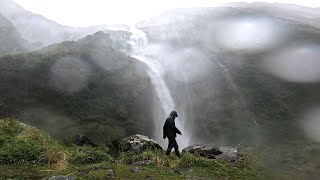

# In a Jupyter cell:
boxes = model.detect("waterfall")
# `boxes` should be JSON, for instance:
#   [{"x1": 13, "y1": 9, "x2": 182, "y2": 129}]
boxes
[{"x1": 129, "y1": 27, "x2": 189, "y2": 148}]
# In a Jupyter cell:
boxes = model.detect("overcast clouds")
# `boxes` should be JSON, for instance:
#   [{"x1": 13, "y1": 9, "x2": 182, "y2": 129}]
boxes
[{"x1": 13, "y1": 0, "x2": 320, "y2": 27}]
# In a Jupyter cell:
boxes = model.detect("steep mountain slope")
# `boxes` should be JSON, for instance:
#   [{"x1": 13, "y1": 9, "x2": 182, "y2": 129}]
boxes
[
  {"x1": 0, "y1": 0, "x2": 129, "y2": 46},
  {"x1": 0, "y1": 13, "x2": 27, "y2": 56},
  {"x1": 0, "y1": 31, "x2": 155, "y2": 142}
]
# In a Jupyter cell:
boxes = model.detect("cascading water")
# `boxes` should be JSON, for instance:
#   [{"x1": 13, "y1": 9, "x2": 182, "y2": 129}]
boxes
[{"x1": 129, "y1": 27, "x2": 190, "y2": 148}]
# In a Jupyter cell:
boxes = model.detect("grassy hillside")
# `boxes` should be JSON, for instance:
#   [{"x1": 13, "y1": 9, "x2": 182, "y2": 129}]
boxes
[{"x1": 0, "y1": 118, "x2": 261, "y2": 179}]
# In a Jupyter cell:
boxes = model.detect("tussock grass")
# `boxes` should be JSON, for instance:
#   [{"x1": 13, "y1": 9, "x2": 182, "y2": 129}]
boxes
[
  {"x1": 0, "y1": 119, "x2": 69, "y2": 169},
  {"x1": 0, "y1": 119, "x2": 261, "y2": 179},
  {"x1": 0, "y1": 118, "x2": 113, "y2": 174}
]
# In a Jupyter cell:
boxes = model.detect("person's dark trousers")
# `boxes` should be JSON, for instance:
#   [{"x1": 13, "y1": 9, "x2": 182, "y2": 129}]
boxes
[{"x1": 166, "y1": 137, "x2": 180, "y2": 157}]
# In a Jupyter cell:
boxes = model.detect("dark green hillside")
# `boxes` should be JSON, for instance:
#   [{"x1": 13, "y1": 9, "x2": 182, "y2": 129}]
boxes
[{"x1": 0, "y1": 31, "x2": 155, "y2": 142}]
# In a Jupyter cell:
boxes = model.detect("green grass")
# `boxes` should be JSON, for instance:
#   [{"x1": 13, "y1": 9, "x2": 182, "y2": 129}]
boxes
[
  {"x1": 0, "y1": 118, "x2": 261, "y2": 179},
  {"x1": 69, "y1": 146, "x2": 112, "y2": 164},
  {"x1": 0, "y1": 118, "x2": 70, "y2": 171}
]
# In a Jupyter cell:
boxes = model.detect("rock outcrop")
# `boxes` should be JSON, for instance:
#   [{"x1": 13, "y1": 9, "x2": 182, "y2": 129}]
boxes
[
  {"x1": 120, "y1": 134, "x2": 163, "y2": 152},
  {"x1": 183, "y1": 145, "x2": 238, "y2": 160}
]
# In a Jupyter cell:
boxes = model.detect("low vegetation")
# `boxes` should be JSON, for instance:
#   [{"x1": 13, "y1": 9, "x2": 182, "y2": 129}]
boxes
[{"x1": 0, "y1": 118, "x2": 261, "y2": 179}]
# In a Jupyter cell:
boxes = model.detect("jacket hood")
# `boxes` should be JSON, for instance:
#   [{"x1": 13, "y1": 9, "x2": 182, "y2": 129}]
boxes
[{"x1": 169, "y1": 111, "x2": 178, "y2": 118}]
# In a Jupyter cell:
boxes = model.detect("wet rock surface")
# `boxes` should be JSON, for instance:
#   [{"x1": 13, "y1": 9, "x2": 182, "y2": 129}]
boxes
[
  {"x1": 131, "y1": 166, "x2": 142, "y2": 173},
  {"x1": 120, "y1": 134, "x2": 163, "y2": 152},
  {"x1": 183, "y1": 145, "x2": 238, "y2": 160}
]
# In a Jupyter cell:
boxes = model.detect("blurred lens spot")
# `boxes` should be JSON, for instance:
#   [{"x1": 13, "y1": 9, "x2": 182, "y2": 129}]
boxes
[
  {"x1": 262, "y1": 44, "x2": 320, "y2": 83},
  {"x1": 301, "y1": 107, "x2": 320, "y2": 142},
  {"x1": 216, "y1": 18, "x2": 286, "y2": 52}
]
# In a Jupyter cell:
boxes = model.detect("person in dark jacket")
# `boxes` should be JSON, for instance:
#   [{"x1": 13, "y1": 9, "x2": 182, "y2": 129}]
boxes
[{"x1": 163, "y1": 110, "x2": 181, "y2": 157}]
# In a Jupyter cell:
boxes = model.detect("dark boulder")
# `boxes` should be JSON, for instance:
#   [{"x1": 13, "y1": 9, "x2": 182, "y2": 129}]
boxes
[{"x1": 183, "y1": 145, "x2": 238, "y2": 160}]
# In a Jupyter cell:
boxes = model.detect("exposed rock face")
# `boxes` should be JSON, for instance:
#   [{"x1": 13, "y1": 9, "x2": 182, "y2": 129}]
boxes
[
  {"x1": 183, "y1": 145, "x2": 238, "y2": 160},
  {"x1": 105, "y1": 30, "x2": 132, "y2": 53},
  {"x1": 120, "y1": 134, "x2": 163, "y2": 152}
]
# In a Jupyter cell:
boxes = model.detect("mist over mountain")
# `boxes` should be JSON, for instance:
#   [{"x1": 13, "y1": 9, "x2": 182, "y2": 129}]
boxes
[
  {"x1": 0, "y1": 0, "x2": 130, "y2": 46},
  {"x1": 230, "y1": 2, "x2": 320, "y2": 28},
  {"x1": 0, "y1": 12, "x2": 28, "y2": 55}
]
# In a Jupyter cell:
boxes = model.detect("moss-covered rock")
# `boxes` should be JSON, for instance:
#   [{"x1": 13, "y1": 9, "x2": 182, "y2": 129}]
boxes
[{"x1": 120, "y1": 134, "x2": 163, "y2": 153}]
